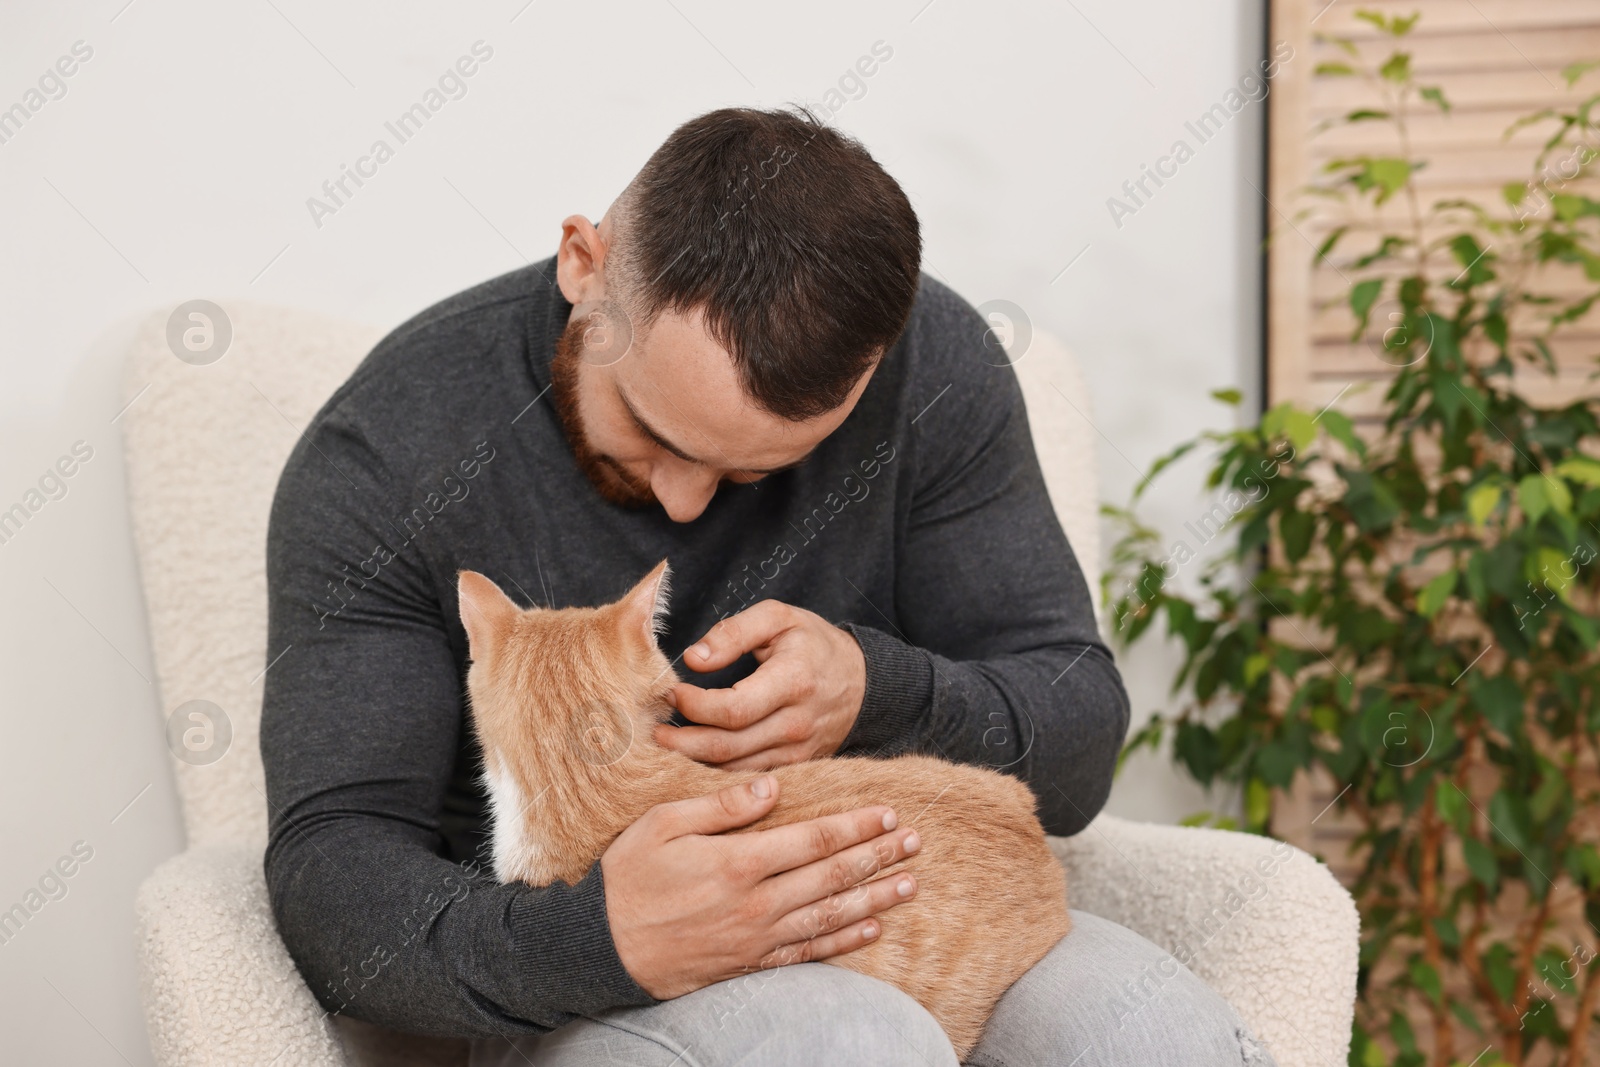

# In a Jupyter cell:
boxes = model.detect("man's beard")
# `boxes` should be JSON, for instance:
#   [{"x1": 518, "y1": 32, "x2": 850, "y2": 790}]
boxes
[{"x1": 549, "y1": 311, "x2": 658, "y2": 508}]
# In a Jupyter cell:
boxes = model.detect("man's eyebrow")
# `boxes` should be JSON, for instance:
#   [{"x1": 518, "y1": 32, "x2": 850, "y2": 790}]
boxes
[
  {"x1": 751, "y1": 452, "x2": 814, "y2": 475},
  {"x1": 616, "y1": 387, "x2": 814, "y2": 475},
  {"x1": 618, "y1": 388, "x2": 703, "y2": 464}
]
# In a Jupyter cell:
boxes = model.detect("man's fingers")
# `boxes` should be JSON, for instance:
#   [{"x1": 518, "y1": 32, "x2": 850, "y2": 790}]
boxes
[
  {"x1": 649, "y1": 775, "x2": 779, "y2": 840},
  {"x1": 672, "y1": 670, "x2": 795, "y2": 731},
  {"x1": 684, "y1": 600, "x2": 795, "y2": 673},
  {"x1": 763, "y1": 824, "x2": 921, "y2": 913},
  {"x1": 655, "y1": 702, "x2": 810, "y2": 765},
  {"x1": 771, "y1": 868, "x2": 918, "y2": 950},
  {"x1": 741, "y1": 806, "x2": 905, "y2": 880},
  {"x1": 717, "y1": 744, "x2": 814, "y2": 772},
  {"x1": 656, "y1": 721, "x2": 765, "y2": 765},
  {"x1": 759, "y1": 917, "x2": 882, "y2": 969}
]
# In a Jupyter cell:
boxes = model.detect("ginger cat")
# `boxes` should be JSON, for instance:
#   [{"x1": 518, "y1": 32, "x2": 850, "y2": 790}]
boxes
[{"x1": 457, "y1": 560, "x2": 1071, "y2": 1058}]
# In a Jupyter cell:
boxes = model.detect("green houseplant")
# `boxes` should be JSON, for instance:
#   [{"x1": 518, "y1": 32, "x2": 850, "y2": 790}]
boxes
[{"x1": 1104, "y1": 12, "x2": 1600, "y2": 1067}]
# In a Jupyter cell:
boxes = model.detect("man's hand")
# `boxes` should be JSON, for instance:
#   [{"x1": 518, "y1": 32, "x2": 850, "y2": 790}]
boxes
[
  {"x1": 602, "y1": 775, "x2": 920, "y2": 999},
  {"x1": 656, "y1": 600, "x2": 866, "y2": 770}
]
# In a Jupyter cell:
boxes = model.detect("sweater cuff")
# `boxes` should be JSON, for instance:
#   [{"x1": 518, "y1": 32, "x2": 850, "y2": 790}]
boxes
[
  {"x1": 509, "y1": 859, "x2": 656, "y2": 1018},
  {"x1": 838, "y1": 622, "x2": 935, "y2": 756}
]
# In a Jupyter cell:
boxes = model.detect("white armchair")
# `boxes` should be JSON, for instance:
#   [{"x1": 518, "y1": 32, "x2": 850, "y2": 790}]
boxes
[{"x1": 124, "y1": 301, "x2": 1358, "y2": 1067}]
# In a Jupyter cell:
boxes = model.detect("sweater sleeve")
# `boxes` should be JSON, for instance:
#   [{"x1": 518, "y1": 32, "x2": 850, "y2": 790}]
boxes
[
  {"x1": 836, "y1": 296, "x2": 1131, "y2": 838},
  {"x1": 260, "y1": 411, "x2": 654, "y2": 1038}
]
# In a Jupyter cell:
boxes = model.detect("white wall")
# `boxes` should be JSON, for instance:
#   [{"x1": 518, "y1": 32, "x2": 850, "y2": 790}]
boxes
[{"x1": 0, "y1": 1, "x2": 1264, "y2": 1061}]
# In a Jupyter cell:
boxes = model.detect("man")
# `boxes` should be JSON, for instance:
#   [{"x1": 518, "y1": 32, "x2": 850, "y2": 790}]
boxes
[{"x1": 262, "y1": 106, "x2": 1276, "y2": 1065}]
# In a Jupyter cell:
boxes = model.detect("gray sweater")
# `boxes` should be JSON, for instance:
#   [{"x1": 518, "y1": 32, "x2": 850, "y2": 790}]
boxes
[{"x1": 260, "y1": 256, "x2": 1130, "y2": 1038}]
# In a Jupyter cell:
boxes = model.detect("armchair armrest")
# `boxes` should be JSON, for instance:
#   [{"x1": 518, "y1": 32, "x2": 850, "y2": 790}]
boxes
[
  {"x1": 1048, "y1": 814, "x2": 1358, "y2": 1067},
  {"x1": 135, "y1": 844, "x2": 348, "y2": 1067}
]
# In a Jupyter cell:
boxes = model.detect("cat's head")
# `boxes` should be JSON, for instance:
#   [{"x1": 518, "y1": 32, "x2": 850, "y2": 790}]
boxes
[{"x1": 456, "y1": 561, "x2": 678, "y2": 773}]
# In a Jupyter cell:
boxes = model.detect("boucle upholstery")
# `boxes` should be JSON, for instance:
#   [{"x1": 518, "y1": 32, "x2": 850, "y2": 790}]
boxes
[{"x1": 124, "y1": 301, "x2": 1357, "y2": 1066}]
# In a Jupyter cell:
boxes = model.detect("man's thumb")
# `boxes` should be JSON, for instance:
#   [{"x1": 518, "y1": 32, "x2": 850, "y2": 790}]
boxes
[{"x1": 664, "y1": 775, "x2": 778, "y2": 838}]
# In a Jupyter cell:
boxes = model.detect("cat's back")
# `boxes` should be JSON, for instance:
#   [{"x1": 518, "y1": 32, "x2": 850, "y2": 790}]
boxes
[{"x1": 766, "y1": 753, "x2": 1044, "y2": 834}]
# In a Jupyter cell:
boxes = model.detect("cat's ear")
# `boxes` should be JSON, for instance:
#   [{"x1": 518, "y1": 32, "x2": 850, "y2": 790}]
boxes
[
  {"x1": 457, "y1": 570, "x2": 519, "y2": 655},
  {"x1": 620, "y1": 560, "x2": 672, "y2": 646}
]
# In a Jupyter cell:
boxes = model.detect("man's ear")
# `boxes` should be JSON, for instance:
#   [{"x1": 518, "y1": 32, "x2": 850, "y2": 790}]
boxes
[
  {"x1": 556, "y1": 214, "x2": 608, "y2": 307},
  {"x1": 620, "y1": 560, "x2": 671, "y2": 646},
  {"x1": 457, "y1": 570, "x2": 520, "y2": 656}
]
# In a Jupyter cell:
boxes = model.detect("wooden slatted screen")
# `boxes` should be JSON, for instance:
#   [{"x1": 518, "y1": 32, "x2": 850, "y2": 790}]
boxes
[{"x1": 1264, "y1": 0, "x2": 1600, "y2": 872}]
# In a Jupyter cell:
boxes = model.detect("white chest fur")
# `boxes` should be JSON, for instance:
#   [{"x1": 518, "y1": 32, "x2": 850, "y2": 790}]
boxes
[{"x1": 483, "y1": 755, "x2": 556, "y2": 885}]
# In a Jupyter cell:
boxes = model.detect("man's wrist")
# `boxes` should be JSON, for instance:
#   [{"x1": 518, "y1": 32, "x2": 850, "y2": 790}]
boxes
[
  {"x1": 508, "y1": 859, "x2": 658, "y2": 1016},
  {"x1": 835, "y1": 623, "x2": 935, "y2": 756}
]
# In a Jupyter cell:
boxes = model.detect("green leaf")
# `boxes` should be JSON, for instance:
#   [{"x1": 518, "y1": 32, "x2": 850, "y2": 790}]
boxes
[
  {"x1": 1465, "y1": 552, "x2": 1489, "y2": 606},
  {"x1": 1418, "y1": 86, "x2": 1449, "y2": 112},
  {"x1": 1551, "y1": 194, "x2": 1600, "y2": 222},
  {"x1": 1388, "y1": 12, "x2": 1419, "y2": 35},
  {"x1": 1556, "y1": 455, "x2": 1600, "y2": 486},
  {"x1": 1133, "y1": 440, "x2": 1199, "y2": 499},
  {"x1": 1519, "y1": 474, "x2": 1552, "y2": 523},
  {"x1": 1470, "y1": 675, "x2": 1523, "y2": 739},
  {"x1": 1320, "y1": 409, "x2": 1367, "y2": 457},
  {"x1": 1488, "y1": 792, "x2": 1528, "y2": 851},
  {"x1": 1353, "y1": 9, "x2": 1416, "y2": 37},
  {"x1": 1551, "y1": 478, "x2": 1573, "y2": 514},
  {"x1": 1262, "y1": 402, "x2": 1316, "y2": 450},
  {"x1": 1485, "y1": 943, "x2": 1517, "y2": 1000},
  {"x1": 1523, "y1": 476, "x2": 1574, "y2": 524},
  {"x1": 1389, "y1": 1010, "x2": 1418, "y2": 1057},
  {"x1": 1315, "y1": 225, "x2": 1348, "y2": 262},
  {"x1": 1532, "y1": 545, "x2": 1576, "y2": 600},
  {"x1": 1467, "y1": 483, "x2": 1502, "y2": 527},
  {"x1": 1484, "y1": 311, "x2": 1508, "y2": 348},
  {"x1": 1242, "y1": 652, "x2": 1272, "y2": 688},
  {"x1": 1367, "y1": 158, "x2": 1413, "y2": 203},
  {"x1": 1286, "y1": 410, "x2": 1317, "y2": 451},
  {"x1": 1315, "y1": 62, "x2": 1355, "y2": 76},
  {"x1": 1210, "y1": 387, "x2": 1243, "y2": 406},
  {"x1": 1462, "y1": 835, "x2": 1498, "y2": 891},
  {"x1": 1566, "y1": 843, "x2": 1600, "y2": 889},
  {"x1": 1350, "y1": 278, "x2": 1384, "y2": 336},
  {"x1": 1281, "y1": 510, "x2": 1315, "y2": 562},
  {"x1": 1449, "y1": 996, "x2": 1484, "y2": 1036},
  {"x1": 1562, "y1": 59, "x2": 1600, "y2": 87},
  {"x1": 1311, "y1": 704, "x2": 1341, "y2": 735},
  {"x1": 1409, "y1": 959, "x2": 1444, "y2": 1006},
  {"x1": 1417, "y1": 570, "x2": 1456, "y2": 618},
  {"x1": 1245, "y1": 777, "x2": 1272, "y2": 828},
  {"x1": 1174, "y1": 721, "x2": 1220, "y2": 784},
  {"x1": 1503, "y1": 181, "x2": 1529, "y2": 207},
  {"x1": 1379, "y1": 52, "x2": 1412, "y2": 83},
  {"x1": 1529, "y1": 767, "x2": 1569, "y2": 824},
  {"x1": 1435, "y1": 778, "x2": 1464, "y2": 826},
  {"x1": 1254, "y1": 742, "x2": 1300, "y2": 788},
  {"x1": 1346, "y1": 109, "x2": 1391, "y2": 122}
]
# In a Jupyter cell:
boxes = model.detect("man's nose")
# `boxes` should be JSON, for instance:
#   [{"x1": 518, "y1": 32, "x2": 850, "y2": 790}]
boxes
[{"x1": 651, "y1": 463, "x2": 721, "y2": 523}]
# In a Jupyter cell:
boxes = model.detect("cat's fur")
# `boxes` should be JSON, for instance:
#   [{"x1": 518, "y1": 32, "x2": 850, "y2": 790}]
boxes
[{"x1": 458, "y1": 560, "x2": 1071, "y2": 1058}]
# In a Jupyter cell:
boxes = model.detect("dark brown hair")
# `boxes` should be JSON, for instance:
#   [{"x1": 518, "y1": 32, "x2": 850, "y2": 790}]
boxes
[{"x1": 608, "y1": 106, "x2": 922, "y2": 420}]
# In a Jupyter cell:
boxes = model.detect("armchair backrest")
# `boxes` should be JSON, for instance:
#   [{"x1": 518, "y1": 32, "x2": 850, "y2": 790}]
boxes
[
  {"x1": 121, "y1": 304, "x2": 1101, "y2": 847},
  {"x1": 1010, "y1": 330, "x2": 1103, "y2": 621},
  {"x1": 122, "y1": 303, "x2": 381, "y2": 847}
]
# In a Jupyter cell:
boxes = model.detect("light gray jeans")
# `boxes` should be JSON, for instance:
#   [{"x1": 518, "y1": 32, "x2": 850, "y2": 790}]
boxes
[{"x1": 467, "y1": 911, "x2": 1279, "y2": 1066}]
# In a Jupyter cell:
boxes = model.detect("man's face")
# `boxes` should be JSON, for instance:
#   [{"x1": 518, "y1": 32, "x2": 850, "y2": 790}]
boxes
[{"x1": 548, "y1": 300, "x2": 876, "y2": 523}]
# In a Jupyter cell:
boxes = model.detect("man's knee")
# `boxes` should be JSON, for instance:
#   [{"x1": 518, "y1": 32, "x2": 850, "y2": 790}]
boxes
[
  {"x1": 497, "y1": 961, "x2": 960, "y2": 1067},
  {"x1": 974, "y1": 912, "x2": 1278, "y2": 1066},
  {"x1": 711, "y1": 963, "x2": 958, "y2": 1064}
]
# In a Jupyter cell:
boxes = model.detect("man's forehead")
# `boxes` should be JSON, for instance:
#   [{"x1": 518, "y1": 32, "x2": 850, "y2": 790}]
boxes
[{"x1": 610, "y1": 308, "x2": 841, "y2": 471}]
